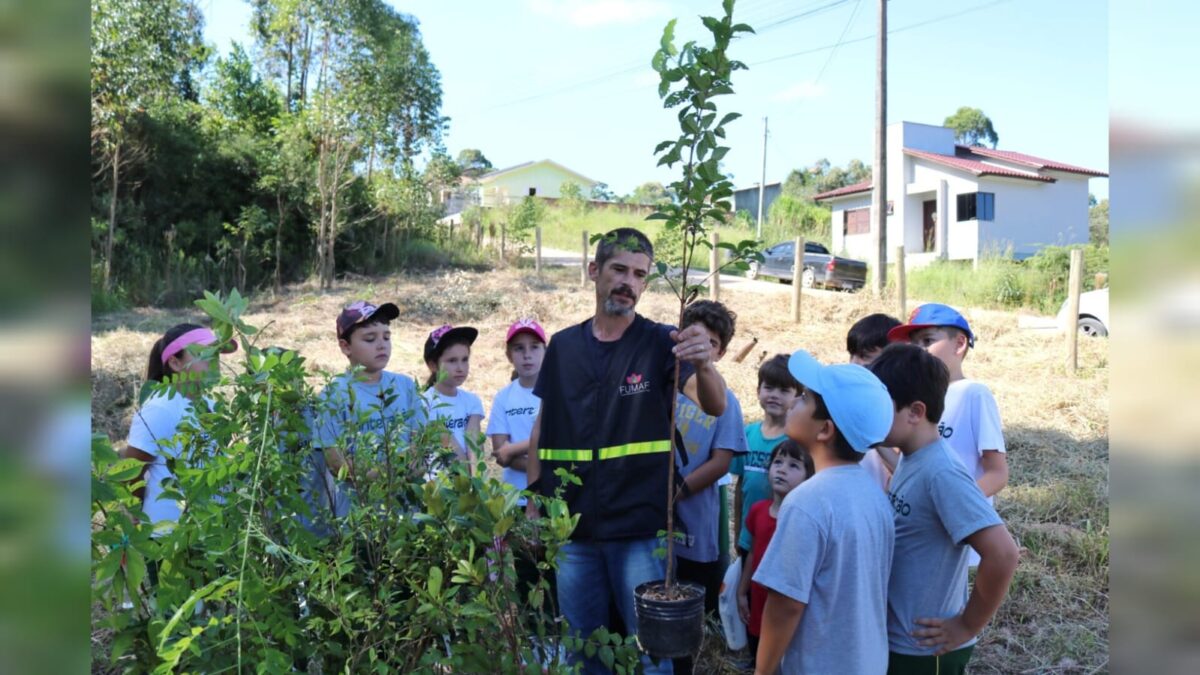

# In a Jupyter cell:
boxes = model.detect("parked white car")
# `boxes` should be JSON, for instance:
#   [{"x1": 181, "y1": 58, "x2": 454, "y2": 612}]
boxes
[{"x1": 1058, "y1": 287, "x2": 1109, "y2": 337}]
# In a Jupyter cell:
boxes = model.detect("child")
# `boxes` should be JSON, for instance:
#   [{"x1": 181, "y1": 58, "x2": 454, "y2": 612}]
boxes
[
  {"x1": 312, "y1": 301, "x2": 419, "y2": 518},
  {"x1": 488, "y1": 318, "x2": 548, "y2": 502},
  {"x1": 868, "y1": 344, "x2": 1019, "y2": 674},
  {"x1": 731, "y1": 354, "x2": 799, "y2": 556},
  {"x1": 888, "y1": 303, "x2": 1008, "y2": 566},
  {"x1": 670, "y1": 300, "x2": 748, "y2": 675},
  {"x1": 422, "y1": 324, "x2": 485, "y2": 475},
  {"x1": 124, "y1": 324, "x2": 235, "y2": 534},
  {"x1": 752, "y1": 351, "x2": 895, "y2": 675},
  {"x1": 736, "y1": 440, "x2": 813, "y2": 670},
  {"x1": 847, "y1": 313, "x2": 903, "y2": 491}
]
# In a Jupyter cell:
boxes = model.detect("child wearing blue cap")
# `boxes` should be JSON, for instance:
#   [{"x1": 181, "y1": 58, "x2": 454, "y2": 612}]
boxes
[
  {"x1": 752, "y1": 352, "x2": 895, "y2": 675},
  {"x1": 868, "y1": 343, "x2": 1018, "y2": 675},
  {"x1": 888, "y1": 304, "x2": 1008, "y2": 567}
]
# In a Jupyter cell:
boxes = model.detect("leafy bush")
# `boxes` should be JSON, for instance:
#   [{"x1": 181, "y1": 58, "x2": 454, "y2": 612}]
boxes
[
  {"x1": 903, "y1": 244, "x2": 1109, "y2": 313},
  {"x1": 91, "y1": 291, "x2": 640, "y2": 673}
]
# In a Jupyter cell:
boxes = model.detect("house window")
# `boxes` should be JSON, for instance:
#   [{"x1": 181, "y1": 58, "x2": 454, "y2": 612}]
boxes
[
  {"x1": 844, "y1": 207, "x2": 870, "y2": 235},
  {"x1": 528, "y1": 187, "x2": 537, "y2": 196},
  {"x1": 956, "y1": 192, "x2": 995, "y2": 221}
]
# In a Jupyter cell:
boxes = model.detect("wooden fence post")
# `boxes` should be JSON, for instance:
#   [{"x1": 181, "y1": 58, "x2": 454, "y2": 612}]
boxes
[
  {"x1": 792, "y1": 236, "x2": 804, "y2": 323},
  {"x1": 1066, "y1": 248, "x2": 1084, "y2": 373},
  {"x1": 500, "y1": 222, "x2": 506, "y2": 262},
  {"x1": 535, "y1": 226, "x2": 542, "y2": 276},
  {"x1": 476, "y1": 222, "x2": 483, "y2": 249},
  {"x1": 581, "y1": 230, "x2": 589, "y2": 286},
  {"x1": 895, "y1": 245, "x2": 907, "y2": 320},
  {"x1": 710, "y1": 231, "x2": 720, "y2": 301}
]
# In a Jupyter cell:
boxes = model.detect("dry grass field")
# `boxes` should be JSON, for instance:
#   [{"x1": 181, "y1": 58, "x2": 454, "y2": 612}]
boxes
[{"x1": 91, "y1": 263, "x2": 1108, "y2": 673}]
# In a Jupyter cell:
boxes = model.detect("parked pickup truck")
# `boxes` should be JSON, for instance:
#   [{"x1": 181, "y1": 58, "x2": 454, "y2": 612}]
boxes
[{"x1": 747, "y1": 240, "x2": 868, "y2": 290}]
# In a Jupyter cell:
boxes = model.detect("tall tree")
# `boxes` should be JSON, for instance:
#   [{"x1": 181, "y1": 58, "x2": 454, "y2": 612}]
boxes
[
  {"x1": 456, "y1": 149, "x2": 492, "y2": 177},
  {"x1": 91, "y1": 0, "x2": 207, "y2": 291},
  {"x1": 944, "y1": 106, "x2": 999, "y2": 148}
]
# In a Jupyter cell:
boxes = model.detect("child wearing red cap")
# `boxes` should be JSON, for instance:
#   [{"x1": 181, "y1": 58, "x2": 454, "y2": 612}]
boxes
[{"x1": 487, "y1": 318, "x2": 547, "y2": 502}]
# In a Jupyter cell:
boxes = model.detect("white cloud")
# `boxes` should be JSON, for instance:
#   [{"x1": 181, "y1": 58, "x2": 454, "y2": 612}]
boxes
[
  {"x1": 771, "y1": 81, "x2": 829, "y2": 102},
  {"x1": 528, "y1": 0, "x2": 670, "y2": 27}
]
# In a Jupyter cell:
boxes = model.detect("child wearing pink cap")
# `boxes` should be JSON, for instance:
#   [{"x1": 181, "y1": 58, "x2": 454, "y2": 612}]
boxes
[
  {"x1": 122, "y1": 323, "x2": 236, "y2": 533},
  {"x1": 487, "y1": 318, "x2": 548, "y2": 502}
]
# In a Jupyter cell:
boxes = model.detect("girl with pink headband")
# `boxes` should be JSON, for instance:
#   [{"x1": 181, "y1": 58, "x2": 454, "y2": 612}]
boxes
[{"x1": 123, "y1": 323, "x2": 236, "y2": 539}]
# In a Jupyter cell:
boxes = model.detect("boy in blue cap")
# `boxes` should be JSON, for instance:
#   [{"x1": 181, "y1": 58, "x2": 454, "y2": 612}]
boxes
[
  {"x1": 888, "y1": 304, "x2": 1008, "y2": 566},
  {"x1": 752, "y1": 352, "x2": 895, "y2": 675},
  {"x1": 868, "y1": 343, "x2": 1018, "y2": 674}
]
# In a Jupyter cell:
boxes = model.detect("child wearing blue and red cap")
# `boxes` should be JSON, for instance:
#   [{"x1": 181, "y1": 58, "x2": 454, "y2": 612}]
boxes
[{"x1": 888, "y1": 303, "x2": 1008, "y2": 567}]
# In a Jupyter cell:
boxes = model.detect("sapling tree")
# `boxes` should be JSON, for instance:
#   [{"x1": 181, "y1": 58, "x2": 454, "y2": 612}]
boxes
[{"x1": 644, "y1": 0, "x2": 759, "y2": 593}]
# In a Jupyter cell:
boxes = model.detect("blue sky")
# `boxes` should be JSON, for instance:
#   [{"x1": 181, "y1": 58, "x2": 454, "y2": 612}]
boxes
[{"x1": 201, "y1": 0, "x2": 1109, "y2": 198}]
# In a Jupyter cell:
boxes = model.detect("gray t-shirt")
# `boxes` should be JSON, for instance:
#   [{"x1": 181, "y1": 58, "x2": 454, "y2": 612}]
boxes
[
  {"x1": 674, "y1": 389, "x2": 747, "y2": 562},
  {"x1": 886, "y1": 438, "x2": 1004, "y2": 655},
  {"x1": 754, "y1": 464, "x2": 894, "y2": 674},
  {"x1": 310, "y1": 371, "x2": 421, "y2": 519}
]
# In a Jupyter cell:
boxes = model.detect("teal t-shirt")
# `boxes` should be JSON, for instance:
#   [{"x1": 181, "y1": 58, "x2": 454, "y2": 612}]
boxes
[{"x1": 731, "y1": 421, "x2": 789, "y2": 552}]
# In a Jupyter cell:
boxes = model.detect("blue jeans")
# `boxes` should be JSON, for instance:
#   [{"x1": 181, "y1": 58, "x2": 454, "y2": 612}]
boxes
[{"x1": 556, "y1": 538, "x2": 673, "y2": 674}]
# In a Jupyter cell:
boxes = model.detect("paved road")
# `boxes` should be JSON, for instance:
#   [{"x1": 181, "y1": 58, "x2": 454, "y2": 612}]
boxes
[{"x1": 535, "y1": 246, "x2": 841, "y2": 297}]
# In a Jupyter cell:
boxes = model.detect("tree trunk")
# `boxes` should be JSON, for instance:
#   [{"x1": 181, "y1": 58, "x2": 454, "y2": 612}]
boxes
[
  {"x1": 274, "y1": 191, "x2": 285, "y2": 294},
  {"x1": 103, "y1": 141, "x2": 120, "y2": 292}
]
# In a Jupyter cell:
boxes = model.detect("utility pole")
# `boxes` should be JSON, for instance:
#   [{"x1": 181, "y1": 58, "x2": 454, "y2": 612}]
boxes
[
  {"x1": 871, "y1": 0, "x2": 888, "y2": 294},
  {"x1": 756, "y1": 116, "x2": 768, "y2": 239}
]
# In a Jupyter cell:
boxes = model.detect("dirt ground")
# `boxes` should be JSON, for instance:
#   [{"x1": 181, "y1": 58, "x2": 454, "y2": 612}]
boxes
[{"x1": 91, "y1": 262, "x2": 1109, "y2": 673}]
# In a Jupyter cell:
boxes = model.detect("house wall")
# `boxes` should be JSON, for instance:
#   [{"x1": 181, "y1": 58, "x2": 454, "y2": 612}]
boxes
[
  {"x1": 829, "y1": 193, "x2": 873, "y2": 258},
  {"x1": 975, "y1": 173, "x2": 1090, "y2": 258},
  {"x1": 825, "y1": 121, "x2": 1093, "y2": 264},
  {"x1": 733, "y1": 183, "x2": 781, "y2": 218},
  {"x1": 479, "y1": 164, "x2": 597, "y2": 207}
]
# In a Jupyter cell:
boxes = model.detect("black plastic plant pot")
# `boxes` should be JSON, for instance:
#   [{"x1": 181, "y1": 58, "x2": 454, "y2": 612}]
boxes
[{"x1": 633, "y1": 580, "x2": 706, "y2": 659}]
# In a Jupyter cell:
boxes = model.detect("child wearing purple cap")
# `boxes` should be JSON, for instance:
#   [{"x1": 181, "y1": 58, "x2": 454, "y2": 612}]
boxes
[
  {"x1": 488, "y1": 318, "x2": 547, "y2": 502},
  {"x1": 123, "y1": 323, "x2": 235, "y2": 533},
  {"x1": 311, "y1": 300, "x2": 419, "y2": 519},
  {"x1": 422, "y1": 324, "x2": 485, "y2": 476},
  {"x1": 888, "y1": 304, "x2": 1008, "y2": 567}
]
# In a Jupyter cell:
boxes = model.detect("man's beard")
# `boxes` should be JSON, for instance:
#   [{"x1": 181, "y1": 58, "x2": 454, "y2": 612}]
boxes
[{"x1": 603, "y1": 288, "x2": 637, "y2": 316}]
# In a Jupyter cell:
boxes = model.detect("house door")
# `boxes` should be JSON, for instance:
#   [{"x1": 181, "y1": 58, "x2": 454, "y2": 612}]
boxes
[{"x1": 922, "y1": 200, "x2": 937, "y2": 253}]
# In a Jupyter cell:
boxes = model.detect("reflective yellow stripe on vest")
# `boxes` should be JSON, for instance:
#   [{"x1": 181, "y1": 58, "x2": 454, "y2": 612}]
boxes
[
  {"x1": 538, "y1": 448, "x2": 592, "y2": 462},
  {"x1": 539, "y1": 440, "x2": 670, "y2": 462},
  {"x1": 597, "y1": 440, "x2": 671, "y2": 460}
]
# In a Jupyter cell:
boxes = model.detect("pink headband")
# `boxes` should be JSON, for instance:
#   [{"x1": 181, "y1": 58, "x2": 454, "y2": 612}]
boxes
[{"x1": 160, "y1": 327, "x2": 219, "y2": 364}]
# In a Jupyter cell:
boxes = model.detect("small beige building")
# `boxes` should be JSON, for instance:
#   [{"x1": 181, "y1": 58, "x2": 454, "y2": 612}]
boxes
[{"x1": 472, "y1": 159, "x2": 600, "y2": 208}]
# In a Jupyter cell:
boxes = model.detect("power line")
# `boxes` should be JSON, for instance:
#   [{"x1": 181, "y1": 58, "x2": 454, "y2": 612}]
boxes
[
  {"x1": 483, "y1": 0, "x2": 1016, "y2": 112},
  {"x1": 751, "y1": 0, "x2": 1015, "y2": 67},
  {"x1": 483, "y1": 0, "x2": 853, "y2": 111},
  {"x1": 813, "y1": 0, "x2": 864, "y2": 85}
]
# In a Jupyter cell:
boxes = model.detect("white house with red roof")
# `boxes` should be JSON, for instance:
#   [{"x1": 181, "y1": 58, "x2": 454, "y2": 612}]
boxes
[{"x1": 814, "y1": 121, "x2": 1107, "y2": 265}]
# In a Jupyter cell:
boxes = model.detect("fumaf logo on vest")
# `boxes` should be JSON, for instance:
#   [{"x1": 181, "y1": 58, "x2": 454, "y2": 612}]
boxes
[{"x1": 620, "y1": 372, "x2": 650, "y2": 397}]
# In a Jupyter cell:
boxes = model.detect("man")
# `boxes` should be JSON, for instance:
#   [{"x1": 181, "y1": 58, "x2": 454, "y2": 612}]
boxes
[{"x1": 525, "y1": 228, "x2": 727, "y2": 674}]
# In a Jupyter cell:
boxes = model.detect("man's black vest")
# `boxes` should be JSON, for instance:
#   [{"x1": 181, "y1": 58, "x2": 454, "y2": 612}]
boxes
[{"x1": 536, "y1": 314, "x2": 676, "y2": 541}]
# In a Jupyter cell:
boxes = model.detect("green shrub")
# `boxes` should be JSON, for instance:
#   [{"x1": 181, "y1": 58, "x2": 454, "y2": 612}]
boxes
[
  {"x1": 91, "y1": 291, "x2": 640, "y2": 673},
  {"x1": 902, "y1": 244, "x2": 1109, "y2": 314}
]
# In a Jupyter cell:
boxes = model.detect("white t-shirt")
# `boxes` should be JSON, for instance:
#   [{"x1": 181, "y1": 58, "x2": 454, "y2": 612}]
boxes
[
  {"x1": 940, "y1": 378, "x2": 1006, "y2": 565},
  {"x1": 126, "y1": 390, "x2": 200, "y2": 531},
  {"x1": 485, "y1": 380, "x2": 541, "y2": 501},
  {"x1": 422, "y1": 387, "x2": 485, "y2": 459}
]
